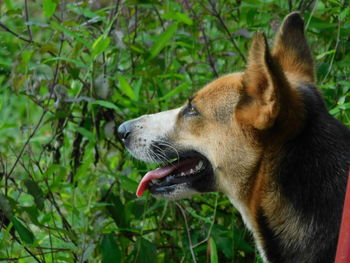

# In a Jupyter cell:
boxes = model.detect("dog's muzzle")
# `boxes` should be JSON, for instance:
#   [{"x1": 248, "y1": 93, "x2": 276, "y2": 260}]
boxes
[
  {"x1": 117, "y1": 117, "x2": 216, "y2": 199},
  {"x1": 117, "y1": 120, "x2": 133, "y2": 143}
]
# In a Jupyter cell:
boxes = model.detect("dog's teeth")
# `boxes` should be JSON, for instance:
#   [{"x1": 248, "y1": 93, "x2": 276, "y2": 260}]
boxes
[
  {"x1": 151, "y1": 179, "x2": 157, "y2": 184},
  {"x1": 195, "y1": 160, "x2": 204, "y2": 171},
  {"x1": 190, "y1": 169, "x2": 194, "y2": 174},
  {"x1": 181, "y1": 172, "x2": 185, "y2": 176}
]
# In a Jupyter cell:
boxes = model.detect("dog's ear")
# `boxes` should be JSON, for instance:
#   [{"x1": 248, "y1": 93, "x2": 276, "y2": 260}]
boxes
[
  {"x1": 237, "y1": 33, "x2": 287, "y2": 130},
  {"x1": 273, "y1": 12, "x2": 314, "y2": 82}
]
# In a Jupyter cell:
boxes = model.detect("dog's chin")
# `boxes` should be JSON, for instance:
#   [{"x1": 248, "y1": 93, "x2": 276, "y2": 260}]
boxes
[
  {"x1": 136, "y1": 150, "x2": 216, "y2": 199},
  {"x1": 150, "y1": 184, "x2": 199, "y2": 200}
]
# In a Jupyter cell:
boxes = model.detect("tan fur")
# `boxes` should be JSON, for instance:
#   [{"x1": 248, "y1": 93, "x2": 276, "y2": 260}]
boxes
[
  {"x1": 273, "y1": 12, "x2": 314, "y2": 83},
  {"x1": 167, "y1": 15, "x2": 309, "y2": 256},
  {"x1": 167, "y1": 74, "x2": 261, "y2": 228},
  {"x1": 121, "y1": 12, "x2": 330, "y2": 262}
]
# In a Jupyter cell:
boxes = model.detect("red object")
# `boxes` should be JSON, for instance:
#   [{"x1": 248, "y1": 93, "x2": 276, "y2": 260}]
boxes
[{"x1": 335, "y1": 169, "x2": 350, "y2": 263}]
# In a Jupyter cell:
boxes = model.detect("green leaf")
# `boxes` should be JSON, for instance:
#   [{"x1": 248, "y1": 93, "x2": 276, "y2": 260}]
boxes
[
  {"x1": 43, "y1": 0, "x2": 57, "y2": 18},
  {"x1": 232, "y1": 226, "x2": 254, "y2": 252},
  {"x1": 21, "y1": 51, "x2": 32, "y2": 66},
  {"x1": 24, "y1": 179, "x2": 45, "y2": 210},
  {"x1": 43, "y1": 57, "x2": 89, "y2": 69},
  {"x1": 22, "y1": 206, "x2": 40, "y2": 226},
  {"x1": 158, "y1": 82, "x2": 190, "y2": 101},
  {"x1": 210, "y1": 225, "x2": 233, "y2": 258},
  {"x1": 340, "y1": 8, "x2": 350, "y2": 20},
  {"x1": 74, "y1": 127, "x2": 96, "y2": 143},
  {"x1": 163, "y1": 12, "x2": 193, "y2": 25},
  {"x1": 91, "y1": 35, "x2": 111, "y2": 58},
  {"x1": 11, "y1": 216, "x2": 35, "y2": 244},
  {"x1": 67, "y1": 4, "x2": 104, "y2": 21},
  {"x1": 0, "y1": 194, "x2": 13, "y2": 218},
  {"x1": 134, "y1": 238, "x2": 156, "y2": 263},
  {"x1": 185, "y1": 207, "x2": 211, "y2": 223},
  {"x1": 115, "y1": 175, "x2": 138, "y2": 193},
  {"x1": 133, "y1": 78, "x2": 142, "y2": 101},
  {"x1": 101, "y1": 234, "x2": 121, "y2": 263},
  {"x1": 4, "y1": 0, "x2": 14, "y2": 10},
  {"x1": 51, "y1": 21, "x2": 91, "y2": 47},
  {"x1": 117, "y1": 75, "x2": 136, "y2": 100},
  {"x1": 91, "y1": 100, "x2": 120, "y2": 112},
  {"x1": 105, "y1": 193, "x2": 128, "y2": 228},
  {"x1": 130, "y1": 44, "x2": 145, "y2": 54},
  {"x1": 209, "y1": 237, "x2": 218, "y2": 263},
  {"x1": 316, "y1": 50, "x2": 336, "y2": 60},
  {"x1": 149, "y1": 23, "x2": 178, "y2": 60},
  {"x1": 126, "y1": 199, "x2": 146, "y2": 218}
]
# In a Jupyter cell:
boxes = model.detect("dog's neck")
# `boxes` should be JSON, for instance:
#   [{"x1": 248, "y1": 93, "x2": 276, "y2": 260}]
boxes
[{"x1": 226, "y1": 83, "x2": 350, "y2": 263}]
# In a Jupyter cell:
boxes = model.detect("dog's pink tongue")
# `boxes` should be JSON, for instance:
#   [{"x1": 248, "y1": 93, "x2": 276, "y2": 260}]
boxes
[
  {"x1": 136, "y1": 158, "x2": 200, "y2": 197},
  {"x1": 136, "y1": 165, "x2": 176, "y2": 197}
]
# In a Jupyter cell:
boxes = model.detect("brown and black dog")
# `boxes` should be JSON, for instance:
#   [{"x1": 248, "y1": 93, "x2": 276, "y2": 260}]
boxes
[{"x1": 118, "y1": 12, "x2": 350, "y2": 263}]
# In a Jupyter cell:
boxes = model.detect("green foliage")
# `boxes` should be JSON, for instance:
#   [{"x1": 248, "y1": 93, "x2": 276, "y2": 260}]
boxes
[
  {"x1": 209, "y1": 237, "x2": 219, "y2": 263},
  {"x1": 0, "y1": 0, "x2": 348, "y2": 262},
  {"x1": 101, "y1": 234, "x2": 121, "y2": 263},
  {"x1": 11, "y1": 216, "x2": 35, "y2": 245}
]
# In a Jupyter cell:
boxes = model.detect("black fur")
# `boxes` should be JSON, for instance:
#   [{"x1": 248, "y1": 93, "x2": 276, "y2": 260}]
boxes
[{"x1": 258, "y1": 83, "x2": 350, "y2": 263}]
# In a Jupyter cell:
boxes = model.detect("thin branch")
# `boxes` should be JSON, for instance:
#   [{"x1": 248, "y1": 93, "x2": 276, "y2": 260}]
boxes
[
  {"x1": 0, "y1": 22, "x2": 56, "y2": 57},
  {"x1": 6, "y1": 19, "x2": 65, "y2": 180},
  {"x1": 288, "y1": 0, "x2": 293, "y2": 11},
  {"x1": 186, "y1": 2, "x2": 219, "y2": 77},
  {"x1": 201, "y1": 27, "x2": 219, "y2": 77},
  {"x1": 0, "y1": 249, "x2": 67, "y2": 262},
  {"x1": 0, "y1": 22, "x2": 32, "y2": 43},
  {"x1": 321, "y1": 5, "x2": 342, "y2": 84},
  {"x1": 9, "y1": 235, "x2": 42, "y2": 263},
  {"x1": 6, "y1": 111, "x2": 46, "y2": 179},
  {"x1": 305, "y1": 0, "x2": 318, "y2": 29},
  {"x1": 22, "y1": 246, "x2": 42, "y2": 263},
  {"x1": 152, "y1": 4, "x2": 165, "y2": 31},
  {"x1": 0, "y1": 153, "x2": 6, "y2": 183},
  {"x1": 107, "y1": 0, "x2": 121, "y2": 36},
  {"x1": 24, "y1": 0, "x2": 33, "y2": 42},
  {"x1": 299, "y1": 0, "x2": 316, "y2": 12},
  {"x1": 4, "y1": 20, "x2": 75, "y2": 262},
  {"x1": 207, "y1": 0, "x2": 246, "y2": 63},
  {"x1": 175, "y1": 202, "x2": 197, "y2": 263},
  {"x1": 191, "y1": 193, "x2": 219, "y2": 249},
  {"x1": 298, "y1": 0, "x2": 306, "y2": 10},
  {"x1": 130, "y1": 6, "x2": 139, "y2": 75}
]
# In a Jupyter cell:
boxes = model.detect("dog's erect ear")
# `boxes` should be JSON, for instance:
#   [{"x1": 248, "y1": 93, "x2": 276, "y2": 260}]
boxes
[
  {"x1": 273, "y1": 12, "x2": 314, "y2": 82},
  {"x1": 237, "y1": 33, "x2": 287, "y2": 130}
]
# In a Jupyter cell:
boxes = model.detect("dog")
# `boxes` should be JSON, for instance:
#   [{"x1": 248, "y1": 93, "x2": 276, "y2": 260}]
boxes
[{"x1": 118, "y1": 12, "x2": 350, "y2": 263}]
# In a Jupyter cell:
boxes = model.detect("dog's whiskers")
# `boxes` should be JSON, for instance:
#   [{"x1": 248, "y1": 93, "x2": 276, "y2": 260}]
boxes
[
  {"x1": 145, "y1": 148, "x2": 157, "y2": 163},
  {"x1": 154, "y1": 140, "x2": 180, "y2": 165},
  {"x1": 149, "y1": 143, "x2": 175, "y2": 167}
]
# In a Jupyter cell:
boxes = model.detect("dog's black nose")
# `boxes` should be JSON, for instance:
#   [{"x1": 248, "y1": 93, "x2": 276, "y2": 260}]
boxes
[{"x1": 117, "y1": 121, "x2": 132, "y2": 142}]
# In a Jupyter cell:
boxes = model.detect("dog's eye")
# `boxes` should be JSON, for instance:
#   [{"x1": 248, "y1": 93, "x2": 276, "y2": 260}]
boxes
[{"x1": 184, "y1": 102, "x2": 199, "y2": 117}]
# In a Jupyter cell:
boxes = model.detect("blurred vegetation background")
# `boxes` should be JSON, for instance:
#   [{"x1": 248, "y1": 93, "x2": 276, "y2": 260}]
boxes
[{"x1": 0, "y1": 0, "x2": 349, "y2": 262}]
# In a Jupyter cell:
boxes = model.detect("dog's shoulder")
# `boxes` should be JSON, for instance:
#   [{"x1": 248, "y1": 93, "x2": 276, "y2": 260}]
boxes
[
  {"x1": 263, "y1": 82, "x2": 350, "y2": 262},
  {"x1": 280, "y1": 82, "x2": 350, "y2": 214}
]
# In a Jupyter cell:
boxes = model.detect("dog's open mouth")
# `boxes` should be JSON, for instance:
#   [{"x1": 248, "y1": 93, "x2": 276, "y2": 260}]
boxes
[{"x1": 136, "y1": 151, "x2": 213, "y2": 197}]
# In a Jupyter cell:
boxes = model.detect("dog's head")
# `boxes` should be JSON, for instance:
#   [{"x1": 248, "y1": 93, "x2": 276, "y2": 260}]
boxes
[{"x1": 118, "y1": 12, "x2": 314, "y2": 201}]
